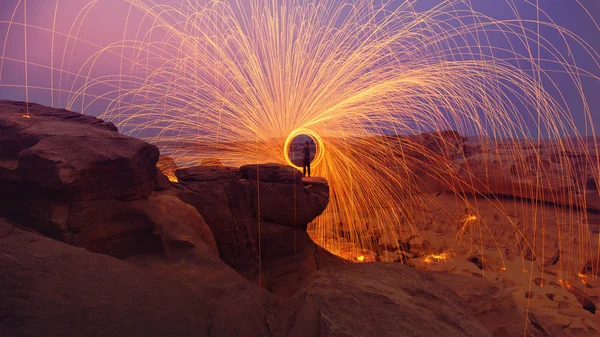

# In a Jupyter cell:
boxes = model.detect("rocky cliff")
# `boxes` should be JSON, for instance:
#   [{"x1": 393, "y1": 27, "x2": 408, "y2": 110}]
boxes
[
  {"x1": 171, "y1": 164, "x2": 340, "y2": 296},
  {"x1": 0, "y1": 100, "x2": 215, "y2": 258},
  {"x1": 0, "y1": 100, "x2": 534, "y2": 337}
]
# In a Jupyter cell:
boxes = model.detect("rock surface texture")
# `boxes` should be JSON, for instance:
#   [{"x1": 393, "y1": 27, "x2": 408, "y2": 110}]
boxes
[
  {"x1": 324, "y1": 131, "x2": 600, "y2": 337},
  {"x1": 0, "y1": 218, "x2": 292, "y2": 337},
  {"x1": 297, "y1": 263, "x2": 493, "y2": 337},
  {"x1": 0, "y1": 100, "x2": 214, "y2": 257},
  {"x1": 173, "y1": 163, "x2": 341, "y2": 296},
  {"x1": 0, "y1": 217, "x2": 501, "y2": 337},
  {"x1": 0, "y1": 101, "x2": 540, "y2": 337}
]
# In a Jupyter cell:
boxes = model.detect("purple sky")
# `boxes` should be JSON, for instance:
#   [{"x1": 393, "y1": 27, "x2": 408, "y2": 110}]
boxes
[{"x1": 0, "y1": 0, "x2": 599, "y2": 135}]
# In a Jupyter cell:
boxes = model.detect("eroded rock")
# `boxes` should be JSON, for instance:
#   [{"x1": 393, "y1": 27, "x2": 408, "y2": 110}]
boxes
[
  {"x1": 0, "y1": 101, "x2": 207, "y2": 258},
  {"x1": 297, "y1": 263, "x2": 493, "y2": 337},
  {"x1": 2, "y1": 216, "x2": 508, "y2": 337},
  {"x1": 173, "y1": 163, "x2": 343, "y2": 296}
]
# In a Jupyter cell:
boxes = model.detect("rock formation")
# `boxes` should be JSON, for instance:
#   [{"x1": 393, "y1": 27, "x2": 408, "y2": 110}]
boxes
[
  {"x1": 0, "y1": 100, "x2": 214, "y2": 258},
  {"x1": 447, "y1": 149, "x2": 600, "y2": 212},
  {"x1": 0, "y1": 218, "x2": 293, "y2": 337},
  {"x1": 297, "y1": 263, "x2": 493, "y2": 337},
  {"x1": 324, "y1": 130, "x2": 600, "y2": 337},
  {"x1": 171, "y1": 163, "x2": 341, "y2": 296},
  {"x1": 405, "y1": 131, "x2": 600, "y2": 212},
  {"x1": 1, "y1": 217, "x2": 501, "y2": 337},
  {"x1": 373, "y1": 130, "x2": 600, "y2": 214},
  {"x1": 0, "y1": 101, "x2": 566, "y2": 337}
]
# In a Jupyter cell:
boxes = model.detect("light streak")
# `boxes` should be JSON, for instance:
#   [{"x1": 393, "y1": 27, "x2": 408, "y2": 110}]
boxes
[{"x1": 423, "y1": 250, "x2": 454, "y2": 264}]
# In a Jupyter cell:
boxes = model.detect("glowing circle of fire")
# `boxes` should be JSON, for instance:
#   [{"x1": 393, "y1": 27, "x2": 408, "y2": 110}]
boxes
[
  {"x1": 1, "y1": 0, "x2": 600, "y2": 289},
  {"x1": 284, "y1": 128, "x2": 325, "y2": 170}
]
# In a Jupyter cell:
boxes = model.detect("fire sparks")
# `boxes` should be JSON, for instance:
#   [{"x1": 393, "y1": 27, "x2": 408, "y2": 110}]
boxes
[
  {"x1": 465, "y1": 215, "x2": 478, "y2": 222},
  {"x1": 357, "y1": 255, "x2": 365, "y2": 262},
  {"x1": 423, "y1": 251, "x2": 454, "y2": 264},
  {"x1": 558, "y1": 279, "x2": 574, "y2": 291},
  {"x1": 456, "y1": 213, "x2": 480, "y2": 244}
]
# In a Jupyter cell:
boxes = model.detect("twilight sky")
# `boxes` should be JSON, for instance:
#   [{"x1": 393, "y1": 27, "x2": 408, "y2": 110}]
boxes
[{"x1": 0, "y1": 0, "x2": 599, "y2": 135}]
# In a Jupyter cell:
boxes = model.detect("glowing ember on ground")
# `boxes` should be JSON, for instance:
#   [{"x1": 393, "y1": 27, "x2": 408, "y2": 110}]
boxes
[
  {"x1": 423, "y1": 251, "x2": 454, "y2": 264},
  {"x1": 558, "y1": 279, "x2": 574, "y2": 291}
]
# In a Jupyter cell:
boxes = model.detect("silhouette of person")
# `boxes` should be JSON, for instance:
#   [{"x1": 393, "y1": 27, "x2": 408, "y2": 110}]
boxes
[{"x1": 302, "y1": 140, "x2": 311, "y2": 177}]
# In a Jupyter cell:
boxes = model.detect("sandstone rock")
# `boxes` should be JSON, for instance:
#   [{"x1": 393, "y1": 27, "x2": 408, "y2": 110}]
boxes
[
  {"x1": 439, "y1": 138, "x2": 600, "y2": 212},
  {"x1": 432, "y1": 272, "x2": 539, "y2": 337},
  {"x1": 240, "y1": 164, "x2": 329, "y2": 226},
  {"x1": 0, "y1": 101, "x2": 200, "y2": 258},
  {"x1": 297, "y1": 263, "x2": 493, "y2": 337},
  {"x1": 0, "y1": 102, "x2": 159, "y2": 201},
  {"x1": 418, "y1": 130, "x2": 467, "y2": 161},
  {"x1": 173, "y1": 165, "x2": 257, "y2": 276},
  {"x1": 1, "y1": 218, "x2": 503, "y2": 337},
  {"x1": 369, "y1": 131, "x2": 468, "y2": 193},
  {"x1": 127, "y1": 194, "x2": 219, "y2": 257},
  {"x1": 448, "y1": 151, "x2": 590, "y2": 208},
  {"x1": 0, "y1": 218, "x2": 293, "y2": 337},
  {"x1": 0, "y1": 100, "x2": 118, "y2": 132},
  {"x1": 66, "y1": 198, "x2": 161, "y2": 257},
  {"x1": 388, "y1": 131, "x2": 600, "y2": 212},
  {"x1": 568, "y1": 284, "x2": 598, "y2": 315},
  {"x1": 4, "y1": 101, "x2": 597, "y2": 337},
  {"x1": 174, "y1": 164, "x2": 343, "y2": 296},
  {"x1": 154, "y1": 169, "x2": 172, "y2": 190},
  {"x1": 319, "y1": 189, "x2": 600, "y2": 337}
]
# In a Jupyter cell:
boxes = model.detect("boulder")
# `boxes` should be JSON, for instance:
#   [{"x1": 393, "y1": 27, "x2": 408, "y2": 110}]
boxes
[
  {"x1": 0, "y1": 100, "x2": 210, "y2": 258},
  {"x1": 127, "y1": 194, "x2": 219, "y2": 257},
  {"x1": 0, "y1": 101, "x2": 158, "y2": 201}
]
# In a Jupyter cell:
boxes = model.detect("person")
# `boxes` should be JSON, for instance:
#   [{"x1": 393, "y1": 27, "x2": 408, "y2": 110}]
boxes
[{"x1": 302, "y1": 140, "x2": 311, "y2": 177}]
